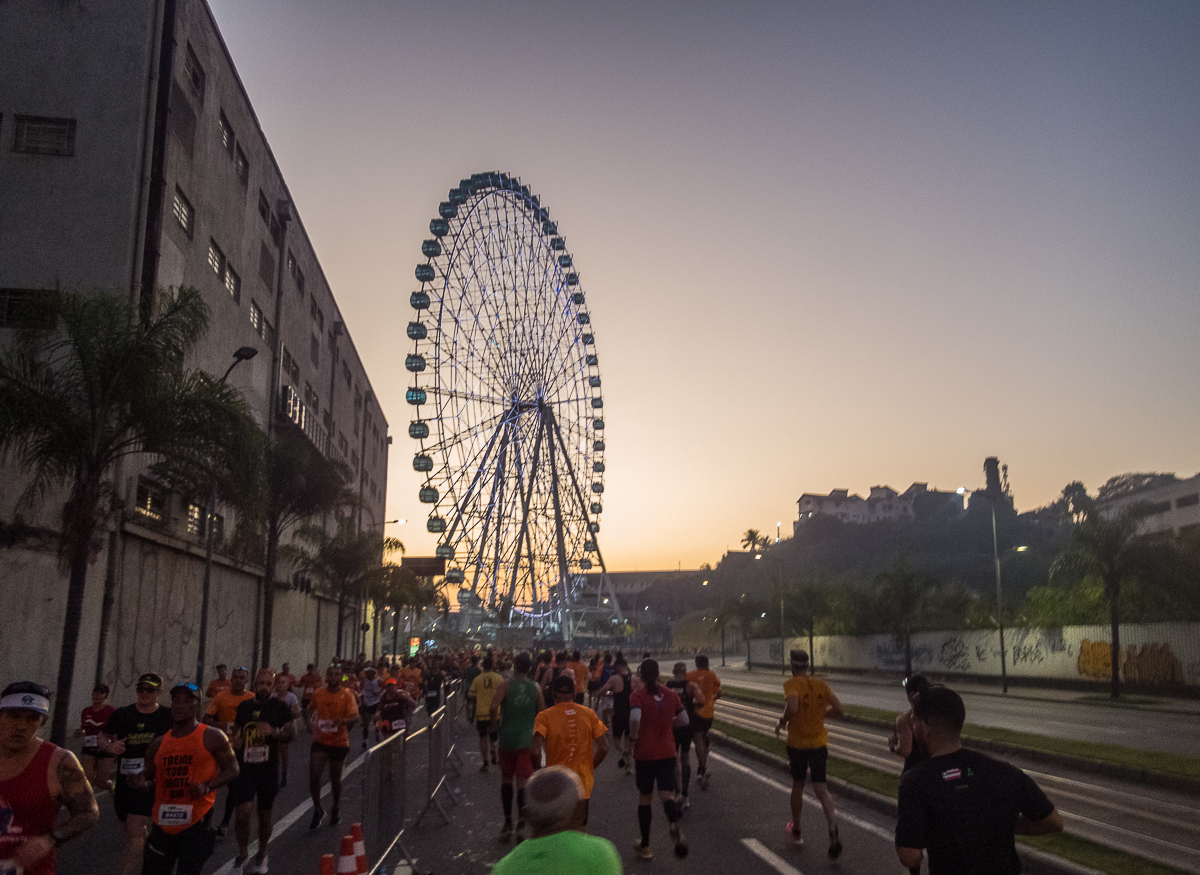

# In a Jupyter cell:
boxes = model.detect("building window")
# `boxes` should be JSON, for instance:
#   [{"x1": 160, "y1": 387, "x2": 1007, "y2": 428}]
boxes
[
  {"x1": 282, "y1": 347, "x2": 293, "y2": 382},
  {"x1": 258, "y1": 242, "x2": 275, "y2": 291},
  {"x1": 258, "y1": 190, "x2": 270, "y2": 224},
  {"x1": 218, "y1": 111, "x2": 235, "y2": 156},
  {"x1": 1146, "y1": 500, "x2": 1172, "y2": 515},
  {"x1": 224, "y1": 263, "x2": 240, "y2": 301},
  {"x1": 310, "y1": 333, "x2": 320, "y2": 367},
  {"x1": 262, "y1": 319, "x2": 275, "y2": 351},
  {"x1": 135, "y1": 479, "x2": 167, "y2": 522},
  {"x1": 186, "y1": 503, "x2": 224, "y2": 541},
  {"x1": 13, "y1": 116, "x2": 76, "y2": 156},
  {"x1": 235, "y1": 144, "x2": 249, "y2": 183},
  {"x1": 1176, "y1": 493, "x2": 1199, "y2": 509},
  {"x1": 172, "y1": 187, "x2": 194, "y2": 238},
  {"x1": 342, "y1": 361, "x2": 351, "y2": 389},
  {"x1": 183, "y1": 43, "x2": 206, "y2": 104},
  {"x1": 250, "y1": 300, "x2": 262, "y2": 333},
  {"x1": 208, "y1": 240, "x2": 225, "y2": 277},
  {"x1": 289, "y1": 251, "x2": 305, "y2": 295},
  {"x1": 269, "y1": 213, "x2": 282, "y2": 247}
]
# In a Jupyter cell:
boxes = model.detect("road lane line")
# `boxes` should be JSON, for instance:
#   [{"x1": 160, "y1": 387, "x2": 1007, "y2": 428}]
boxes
[
  {"x1": 742, "y1": 838, "x2": 805, "y2": 875},
  {"x1": 210, "y1": 749, "x2": 369, "y2": 874},
  {"x1": 710, "y1": 752, "x2": 895, "y2": 841}
]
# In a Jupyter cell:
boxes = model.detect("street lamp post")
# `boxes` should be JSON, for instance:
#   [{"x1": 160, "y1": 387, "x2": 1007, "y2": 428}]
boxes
[
  {"x1": 991, "y1": 502, "x2": 1008, "y2": 694},
  {"x1": 195, "y1": 346, "x2": 257, "y2": 688}
]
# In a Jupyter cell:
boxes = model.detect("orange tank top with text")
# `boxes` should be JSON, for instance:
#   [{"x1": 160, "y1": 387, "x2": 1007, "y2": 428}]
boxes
[{"x1": 152, "y1": 724, "x2": 217, "y2": 834}]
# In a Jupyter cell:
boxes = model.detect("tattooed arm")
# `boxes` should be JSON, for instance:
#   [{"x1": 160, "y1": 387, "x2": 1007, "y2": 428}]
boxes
[{"x1": 14, "y1": 748, "x2": 100, "y2": 868}]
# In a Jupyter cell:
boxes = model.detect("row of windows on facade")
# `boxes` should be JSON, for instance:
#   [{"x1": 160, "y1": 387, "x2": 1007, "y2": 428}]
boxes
[
  {"x1": 1144, "y1": 493, "x2": 1200, "y2": 515},
  {"x1": 135, "y1": 478, "x2": 224, "y2": 543},
  {"x1": 5, "y1": 115, "x2": 76, "y2": 156}
]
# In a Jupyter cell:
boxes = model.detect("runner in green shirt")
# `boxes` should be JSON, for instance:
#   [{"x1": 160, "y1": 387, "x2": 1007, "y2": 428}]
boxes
[{"x1": 490, "y1": 651, "x2": 545, "y2": 842}]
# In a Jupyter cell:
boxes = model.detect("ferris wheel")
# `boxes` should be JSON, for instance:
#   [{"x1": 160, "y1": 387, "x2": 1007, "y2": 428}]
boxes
[{"x1": 406, "y1": 171, "x2": 623, "y2": 637}]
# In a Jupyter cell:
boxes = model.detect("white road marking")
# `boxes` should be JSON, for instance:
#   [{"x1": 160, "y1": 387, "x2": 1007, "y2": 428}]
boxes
[
  {"x1": 710, "y1": 751, "x2": 896, "y2": 841},
  {"x1": 742, "y1": 838, "x2": 806, "y2": 875},
  {"x1": 210, "y1": 749, "x2": 368, "y2": 874}
]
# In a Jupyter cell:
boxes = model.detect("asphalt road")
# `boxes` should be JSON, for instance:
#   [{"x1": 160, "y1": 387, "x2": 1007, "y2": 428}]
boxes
[{"x1": 713, "y1": 661, "x2": 1200, "y2": 758}]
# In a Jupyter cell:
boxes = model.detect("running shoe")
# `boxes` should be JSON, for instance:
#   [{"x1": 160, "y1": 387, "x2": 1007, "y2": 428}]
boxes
[
  {"x1": 828, "y1": 827, "x2": 842, "y2": 859},
  {"x1": 700, "y1": 771, "x2": 710, "y2": 790},
  {"x1": 786, "y1": 821, "x2": 804, "y2": 846},
  {"x1": 681, "y1": 795, "x2": 690, "y2": 812},
  {"x1": 216, "y1": 823, "x2": 228, "y2": 837},
  {"x1": 632, "y1": 840, "x2": 653, "y2": 860},
  {"x1": 309, "y1": 806, "x2": 324, "y2": 830},
  {"x1": 670, "y1": 822, "x2": 688, "y2": 858},
  {"x1": 233, "y1": 855, "x2": 247, "y2": 871},
  {"x1": 480, "y1": 762, "x2": 488, "y2": 773},
  {"x1": 617, "y1": 757, "x2": 626, "y2": 769},
  {"x1": 249, "y1": 855, "x2": 269, "y2": 874},
  {"x1": 498, "y1": 823, "x2": 513, "y2": 842},
  {"x1": 514, "y1": 822, "x2": 527, "y2": 844},
  {"x1": 329, "y1": 805, "x2": 340, "y2": 827}
]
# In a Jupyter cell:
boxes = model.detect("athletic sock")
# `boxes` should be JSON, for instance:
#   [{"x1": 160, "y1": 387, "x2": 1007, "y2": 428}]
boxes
[
  {"x1": 638, "y1": 804, "x2": 652, "y2": 846},
  {"x1": 517, "y1": 787, "x2": 526, "y2": 814},
  {"x1": 663, "y1": 798, "x2": 680, "y2": 823},
  {"x1": 682, "y1": 761, "x2": 691, "y2": 796},
  {"x1": 501, "y1": 783, "x2": 514, "y2": 823}
]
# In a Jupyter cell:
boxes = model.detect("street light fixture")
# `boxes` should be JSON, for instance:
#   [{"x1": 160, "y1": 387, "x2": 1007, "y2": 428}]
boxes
[{"x1": 195, "y1": 346, "x2": 257, "y2": 688}]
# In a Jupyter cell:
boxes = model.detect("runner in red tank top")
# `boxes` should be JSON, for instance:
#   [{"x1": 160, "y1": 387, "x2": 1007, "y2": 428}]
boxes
[
  {"x1": 0, "y1": 681, "x2": 98, "y2": 874},
  {"x1": 135, "y1": 683, "x2": 237, "y2": 875}
]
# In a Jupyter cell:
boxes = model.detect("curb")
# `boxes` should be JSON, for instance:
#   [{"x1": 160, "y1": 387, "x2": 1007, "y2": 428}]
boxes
[{"x1": 710, "y1": 730, "x2": 1105, "y2": 875}]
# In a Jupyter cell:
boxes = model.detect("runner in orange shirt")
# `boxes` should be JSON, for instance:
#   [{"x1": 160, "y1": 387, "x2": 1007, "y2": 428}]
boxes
[
  {"x1": 297, "y1": 665, "x2": 322, "y2": 717},
  {"x1": 202, "y1": 666, "x2": 253, "y2": 836},
  {"x1": 686, "y1": 654, "x2": 722, "y2": 789},
  {"x1": 203, "y1": 665, "x2": 231, "y2": 703},
  {"x1": 306, "y1": 666, "x2": 358, "y2": 829},
  {"x1": 532, "y1": 675, "x2": 608, "y2": 827},
  {"x1": 566, "y1": 651, "x2": 589, "y2": 706}
]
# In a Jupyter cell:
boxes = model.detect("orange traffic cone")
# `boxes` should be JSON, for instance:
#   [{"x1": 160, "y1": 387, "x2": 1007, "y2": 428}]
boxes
[
  {"x1": 350, "y1": 823, "x2": 368, "y2": 874},
  {"x1": 336, "y1": 835, "x2": 357, "y2": 874},
  {"x1": 318, "y1": 854, "x2": 334, "y2": 875}
]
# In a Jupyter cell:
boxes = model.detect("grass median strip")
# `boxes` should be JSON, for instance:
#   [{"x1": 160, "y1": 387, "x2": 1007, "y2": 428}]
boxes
[
  {"x1": 722, "y1": 684, "x2": 1200, "y2": 781},
  {"x1": 712, "y1": 716, "x2": 1190, "y2": 875}
]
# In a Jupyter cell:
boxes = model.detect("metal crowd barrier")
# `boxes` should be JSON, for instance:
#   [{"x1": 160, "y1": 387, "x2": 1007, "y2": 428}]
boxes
[{"x1": 357, "y1": 685, "x2": 464, "y2": 875}]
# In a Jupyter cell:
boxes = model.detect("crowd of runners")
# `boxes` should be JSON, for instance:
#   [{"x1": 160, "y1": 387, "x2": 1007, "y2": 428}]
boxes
[{"x1": 0, "y1": 644, "x2": 1065, "y2": 875}]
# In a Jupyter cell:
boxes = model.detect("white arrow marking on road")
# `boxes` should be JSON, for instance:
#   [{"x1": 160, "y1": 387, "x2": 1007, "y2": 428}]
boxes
[
  {"x1": 710, "y1": 752, "x2": 896, "y2": 842},
  {"x1": 742, "y1": 838, "x2": 806, "y2": 875}
]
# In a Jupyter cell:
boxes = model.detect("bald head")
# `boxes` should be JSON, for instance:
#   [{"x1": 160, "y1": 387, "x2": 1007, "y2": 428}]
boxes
[{"x1": 523, "y1": 766, "x2": 583, "y2": 836}]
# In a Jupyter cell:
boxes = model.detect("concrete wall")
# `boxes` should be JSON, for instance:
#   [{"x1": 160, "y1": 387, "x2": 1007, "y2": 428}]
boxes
[{"x1": 750, "y1": 622, "x2": 1200, "y2": 688}]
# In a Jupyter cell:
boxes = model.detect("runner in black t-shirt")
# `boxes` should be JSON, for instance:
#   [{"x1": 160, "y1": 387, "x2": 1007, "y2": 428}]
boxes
[
  {"x1": 895, "y1": 686, "x2": 1062, "y2": 875},
  {"x1": 666, "y1": 662, "x2": 703, "y2": 812},
  {"x1": 229, "y1": 669, "x2": 295, "y2": 873},
  {"x1": 100, "y1": 672, "x2": 174, "y2": 875}
]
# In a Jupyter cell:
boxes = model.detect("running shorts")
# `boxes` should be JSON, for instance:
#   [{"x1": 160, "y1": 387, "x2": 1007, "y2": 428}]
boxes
[
  {"x1": 113, "y1": 779, "x2": 154, "y2": 820},
  {"x1": 310, "y1": 742, "x2": 350, "y2": 762},
  {"x1": 498, "y1": 748, "x2": 533, "y2": 781},
  {"x1": 691, "y1": 714, "x2": 713, "y2": 734},
  {"x1": 142, "y1": 811, "x2": 215, "y2": 875},
  {"x1": 610, "y1": 712, "x2": 630, "y2": 738},
  {"x1": 634, "y1": 757, "x2": 677, "y2": 795},
  {"x1": 673, "y1": 726, "x2": 694, "y2": 755},
  {"x1": 228, "y1": 764, "x2": 280, "y2": 810},
  {"x1": 476, "y1": 720, "x2": 497, "y2": 740},
  {"x1": 787, "y1": 745, "x2": 828, "y2": 783}
]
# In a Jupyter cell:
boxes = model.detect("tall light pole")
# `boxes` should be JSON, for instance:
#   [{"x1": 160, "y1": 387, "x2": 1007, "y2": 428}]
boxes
[
  {"x1": 195, "y1": 346, "x2": 257, "y2": 688},
  {"x1": 991, "y1": 501, "x2": 1007, "y2": 694}
]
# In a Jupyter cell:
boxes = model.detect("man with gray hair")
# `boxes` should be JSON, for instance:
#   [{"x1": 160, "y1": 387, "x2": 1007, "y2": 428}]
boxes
[{"x1": 489, "y1": 766, "x2": 621, "y2": 875}]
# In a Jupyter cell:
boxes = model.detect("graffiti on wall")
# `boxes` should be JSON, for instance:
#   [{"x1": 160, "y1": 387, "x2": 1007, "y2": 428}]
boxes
[
  {"x1": 1076, "y1": 639, "x2": 1111, "y2": 680},
  {"x1": 1077, "y1": 639, "x2": 1186, "y2": 685}
]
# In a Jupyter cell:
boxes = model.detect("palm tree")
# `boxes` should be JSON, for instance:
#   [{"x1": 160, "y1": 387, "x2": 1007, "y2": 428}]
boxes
[
  {"x1": 257, "y1": 427, "x2": 354, "y2": 666},
  {"x1": 741, "y1": 529, "x2": 762, "y2": 551},
  {"x1": 0, "y1": 288, "x2": 252, "y2": 743},
  {"x1": 1051, "y1": 507, "x2": 1167, "y2": 699},
  {"x1": 280, "y1": 516, "x2": 402, "y2": 658}
]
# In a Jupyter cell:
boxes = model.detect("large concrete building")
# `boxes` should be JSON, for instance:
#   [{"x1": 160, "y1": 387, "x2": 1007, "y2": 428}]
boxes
[
  {"x1": 794, "y1": 482, "x2": 964, "y2": 533},
  {"x1": 0, "y1": 1, "x2": 388, "y2": 711},
  {"x1": 1098, "y1": 473, "x2": 1200, "y2": 537}
]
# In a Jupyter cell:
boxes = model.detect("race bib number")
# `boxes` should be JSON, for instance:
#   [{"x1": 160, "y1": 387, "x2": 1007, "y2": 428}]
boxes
[
  {"x1": 318, "y1": 719, "x2": 336, "y2": 734},
  {"x1": 244, "y1": 745, "x2": 269, "y2": 764},
  {"x1": 156, "y1": 804, "x2": 193, "y2": 827},
  {"x1": 120, "y1": 757, "x2": 144, "y2": 775},
  {"x1": 83, "y1": 734, "x2": 98, "y2": 749},
  {"x1": 304, "y1": 687, "x2": 314, "y2": 695},
  {"x1": 391, "y1": 720, "x2": 406, "y2": 731}
]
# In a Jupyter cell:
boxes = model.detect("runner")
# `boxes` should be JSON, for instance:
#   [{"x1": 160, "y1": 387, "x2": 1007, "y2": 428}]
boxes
[
  {"x1": 461, "y1": 655, "x2": 481, "y2": 726},
  {"x1": 358, "y1": 666, "x2": 382, "y2": 749},
  {"x1": 306, "y1": 665, "x2": 358, "y2": 829},
  {"x1": 204, "y1": 666, "x2": 231, "y2": 703},
  {"x1": 101, "y1": 672, "x2": 173, "y2": 875},
  {"x1": 296, "y1": 665, "x2": 322, "y2": 719},
  {"x1": 489, "y1": 766, "x2": 621, "y2": 875},
  {"x1": 134, "y1": 682, "x2": 238, "y2": 875},
  {"x1": 374, "y1": 682, "x2": 412, "y2": 740},
  {"x1": 467, "y1": 656, "x2": 502, "y2": 772},
  {"x1": 0, "y1": 681, "x2": 99, "y2": 874},
  {"x1": 598, "y1": 655, "x2": 632, "y2": 773},
  {"x1": 665, "y1": 662, "x2": 704, "y2": 812},
  {"x1": 889, "y1": 674, "x2": 932, "y2": 875},
  {"x1": 774, "y1": 649, "x2": 843, "y2": 857},
  {"x1": 629, "y1": 658, "x2": 688, "y2": 860},
  {"x1": 586, "y1": 654, "x2": 602, "y2": 709},
  {"x1": 230, "y1": 669, "x2": 294, "y2": 873},
  {"x1": 203, "y1": 666, "x2": 253, "y2": 837},
  {"x1": 490, "y1": 652, "x2": 544, "y2": 843},
  {"x1": 278, "y1": 664, "x2": 296, "y2": 693},
  {"x1": 531, "y1": 675, "x2": 608, "y2": 827},
  {"x1": 271, "y1": 673, "x2": 301, "y2": 788},
  {"x1": 895, "y1": 685, "x2": 1063, "y2": 873},
  {"x1": 76, "y1": 683, "x2": 115, "y2": 791},
  {"x1": 686, "y1": 653, "x2": 721, "y2": 789},
  {"x1": 423, "y1": 656, "x2": 444, "y2": 716}
]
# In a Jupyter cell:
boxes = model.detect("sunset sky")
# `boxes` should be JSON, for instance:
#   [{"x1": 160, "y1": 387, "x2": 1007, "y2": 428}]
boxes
[{"x1": 208, "y1": 1, "x2": 1200, "y2": 570}]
